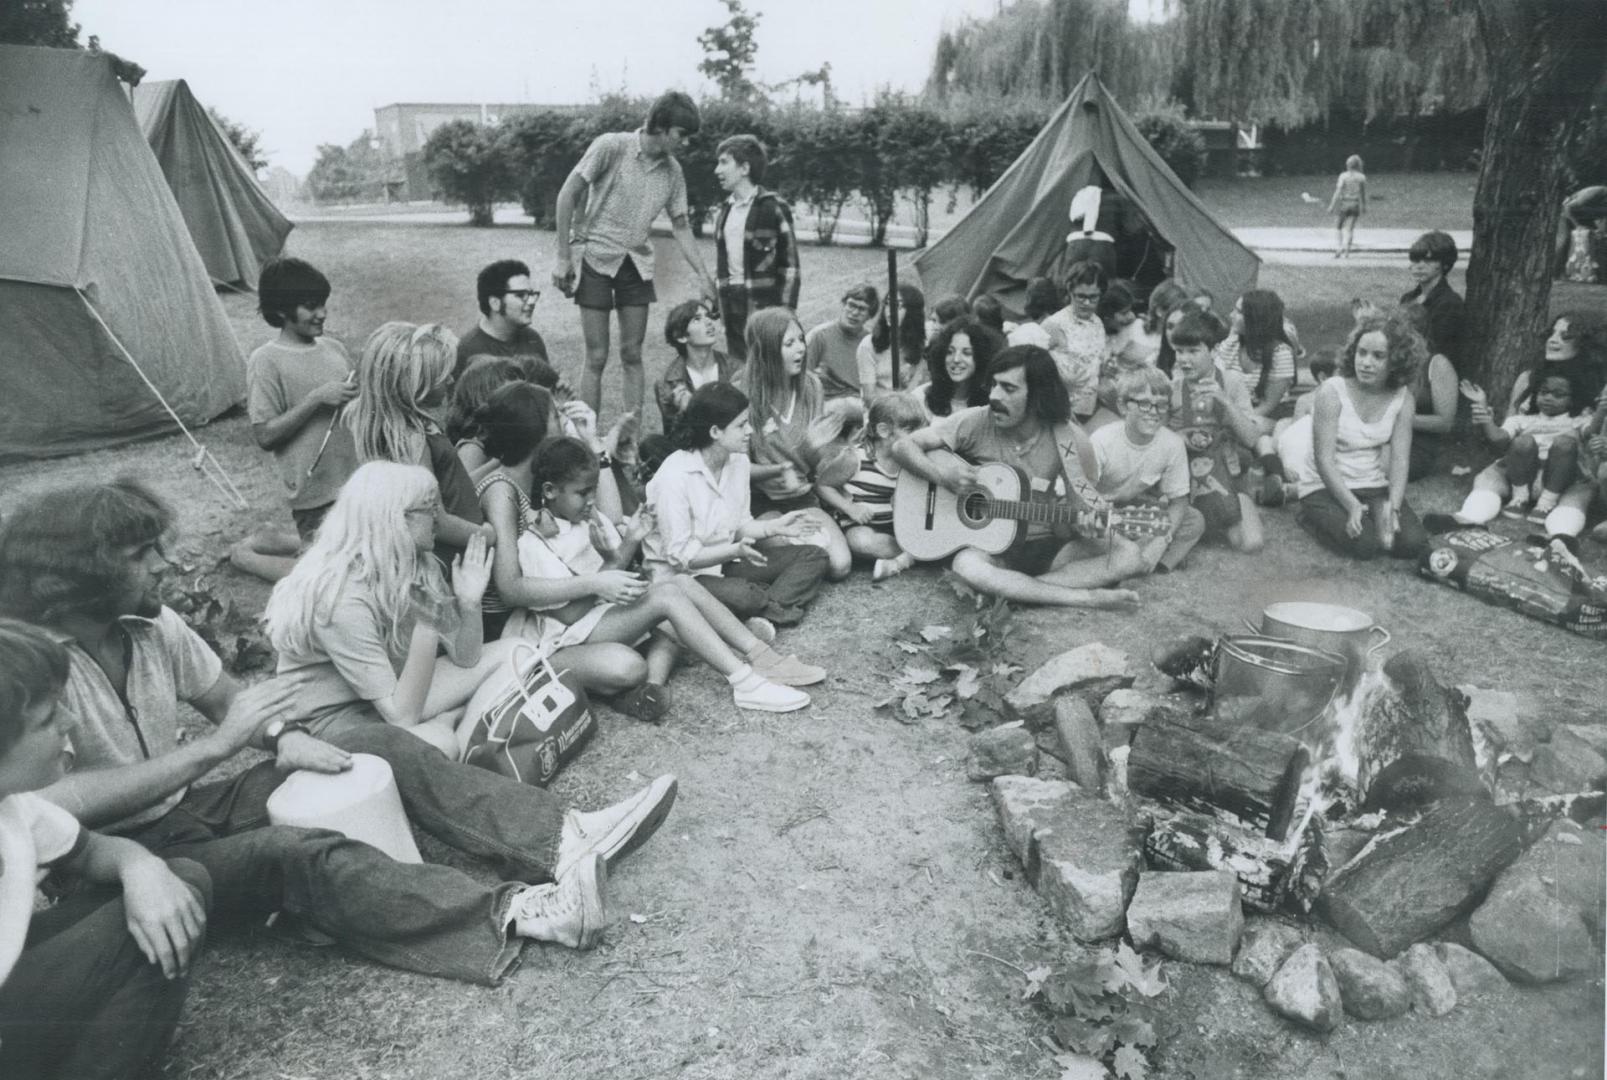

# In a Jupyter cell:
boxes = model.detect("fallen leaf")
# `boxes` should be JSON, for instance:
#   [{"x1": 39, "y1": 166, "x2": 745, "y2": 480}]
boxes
[
  {"x1": 1022, "y1": 964, "x2": 1053, "y2": 999},
  {"x1": 1111, "y1": 942, "x2": 1167, "y2": 998},
  {"x1": 901, "y1": 693, "x2": 931, "y2": 720},
  {"x1": 895, "y1": 641, "x2": 924, "y2": 654},
  {"x1": 1112, "y1": 1045, "x2": 1149, "y2": 1080},
  {"x1": 900, "y1": 665, "x2": 941, "y2": 685},
  {"x1": 1053, "y1": 1051, "x2": 1110, "y2": 1080},
  {"x1": 1111, "y1": 1016, "x2": 1158, "y2": 1049},
  {"x1": 953, "y1": 665, "x2": 981, "y2": 699},
  {"x1": 920, "y1": 624, "x2": 953, "y2": 642},
  {"x1": 628, "y1": 913, "x2": 648, "y2": 924}
]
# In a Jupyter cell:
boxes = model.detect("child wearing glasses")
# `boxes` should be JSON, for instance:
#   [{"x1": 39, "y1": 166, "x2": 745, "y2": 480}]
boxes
[
  {"x1": 230, "y1": 256, "x2": 359, "y2": 583},
  {"x1": 805, "y1": 284, "x2": 877, "y2": 401},
  {"x1": 1041, "y1": 260, "x2": 1108, "y2": 420},
  {"x1": 1091, "y1": 369, "x2": 1205, "y2": 573}
]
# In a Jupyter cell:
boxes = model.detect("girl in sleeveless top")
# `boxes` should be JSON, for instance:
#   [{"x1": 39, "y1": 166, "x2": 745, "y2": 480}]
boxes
[
  {"x1": 1327, "y1": 155, "x2": 1366, "y2": 258},
  {"x1": 1292, "y1": 312, "x2": 1429, "y2": 559}
]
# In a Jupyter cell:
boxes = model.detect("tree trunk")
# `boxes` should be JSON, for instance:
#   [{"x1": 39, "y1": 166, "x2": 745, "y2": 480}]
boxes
[
  {"x1": 1465, "y1": 0, "x2": 1607, "y2": 404},
  {"x1": 1128, "y1": 722, "x2": 1310, "y2": 840},
  {"x1": 1317, "y1": 796, "x2": 1523, "y2": 958}
]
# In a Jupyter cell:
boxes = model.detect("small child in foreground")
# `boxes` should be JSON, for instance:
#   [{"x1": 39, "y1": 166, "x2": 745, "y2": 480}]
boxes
[
  {"x1": 0, "y1": 619, "x2": 211, "y2": 1080},
  {"x1": 815, "y1": 392, "x2": 926, "y2": 580}
]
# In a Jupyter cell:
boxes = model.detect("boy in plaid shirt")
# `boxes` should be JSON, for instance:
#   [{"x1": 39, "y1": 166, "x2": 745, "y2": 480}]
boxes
[{"x1": 712, "y1": 135, "x2": 801, "y2": 362}]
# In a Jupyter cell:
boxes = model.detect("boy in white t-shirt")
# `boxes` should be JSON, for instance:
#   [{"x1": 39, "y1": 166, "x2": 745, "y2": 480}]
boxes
[
  {"x1": 231, "y1": 256, "x2": 360, "y2": 583},
  {"x1": 0, "y1": 620, "x2": 210, "y2": 1080},
  {"x1": 1090, "y1": 369, "x2": 1206, "y2": 573}
]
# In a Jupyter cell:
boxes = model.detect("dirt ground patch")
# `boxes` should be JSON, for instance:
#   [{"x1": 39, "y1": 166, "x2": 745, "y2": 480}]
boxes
[{"x1": 2, "y1": 214, "x2": 1602, "y2": 1079}]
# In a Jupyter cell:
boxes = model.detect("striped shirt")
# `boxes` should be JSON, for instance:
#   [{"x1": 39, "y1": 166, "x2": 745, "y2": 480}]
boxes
[
  {"x1": 1214, "y1": 333, "x2": 1296, "y2": 387},
  {"x1": 833, "y1": 447, "x2": 899, "y2": 531},
  {"x1": 569, "y1": 131, "x2": 688, "y2": 280}
]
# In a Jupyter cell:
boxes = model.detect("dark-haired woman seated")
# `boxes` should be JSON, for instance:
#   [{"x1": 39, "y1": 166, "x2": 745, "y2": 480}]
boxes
[{"x1": 921, "y1": 316, "x2": 1005, "y2": 419}]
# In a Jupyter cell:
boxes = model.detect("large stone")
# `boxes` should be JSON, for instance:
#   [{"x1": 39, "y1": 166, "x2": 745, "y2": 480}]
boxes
[
  {"x1": 1007, "y1": 644, "x2": 1134, "y2": 720},
  {"x1": 966, "y1": 724, "x2": 1039, "y2": 781},
  {"x1": 1398, "y1": 943, "x2": 1457, "y2": 1016},
  {"x1": 1470, "y1": 818, "x2": 1605, "y2": 983},
  {"x1": 1457, "y1": 685, "x2": 1546, "y2": 761},
  {"x1": 1052, "y1": 695, "x2": 1105, "y2": 790},
  {"x1": 1328, "y1": 947, "x2": 1410, "y2": 1020},
  {"x1": 1231, "y1": 919, "x2": 1305, "y2": 988},
  {"x1": 1097, "y1": 688, "x2": 1186, "y2": 744},
  {"x1": 990, "y1": 775, "x2": 1146, "y2": 942},
  {"x1": 1527, "y1": 727, "x2": 1607, "y2": 794},
  {"x1": 1264, "y1": 944, "x2": 1343, "y2": 1033},
  {"x1": 1432, "y1": 942, "x2": 1508, "y2": 998},
  {"x1": 1126, "y1": 871, "x2": 1243, "y2": 965}
]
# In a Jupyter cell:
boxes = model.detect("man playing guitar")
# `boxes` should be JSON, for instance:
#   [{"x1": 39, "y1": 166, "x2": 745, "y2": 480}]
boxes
[{"x1": 892, "y1": 344, "x2": 1145, "y2": 608}]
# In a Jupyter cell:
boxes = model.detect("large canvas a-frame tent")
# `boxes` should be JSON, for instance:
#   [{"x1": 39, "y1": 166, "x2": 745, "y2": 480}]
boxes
[
  {"x1": 915, "y1": 73, "x2": 1259, "y2": 316},
  {"x1": 0, "y1": 46, "x2": 245, "y2": 461},
  {"x1": 134, "y1": 79, "x2": 293, "y2": 288}
]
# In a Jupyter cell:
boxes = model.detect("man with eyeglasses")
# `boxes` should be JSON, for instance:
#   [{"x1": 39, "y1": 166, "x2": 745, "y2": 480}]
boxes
[
  {"x1": 805, "y1": 284, "x2": 878, "y2": 400},
  {"x1": 1088, "y1": 368, "x2": 1205, "y2": 574},
  {"x1": 455, "y1": 260, "x2": 551, "y2": 378}
]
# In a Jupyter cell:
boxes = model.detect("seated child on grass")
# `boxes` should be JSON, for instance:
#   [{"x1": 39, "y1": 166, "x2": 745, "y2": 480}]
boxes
[
  {"x1": 1427, "y1": 369, "x2": 1594, "y2": 529},
  {"x1": 0, "y1": 619, "x2": 211, "y2": 1080},
  {"x1": 501, "y1": 437, "x2": 823, "y2": 721},
  {"x1": 1090, "y1": 369, "x2": 1205, "y2": 574},
  {"x1": 231, "y1": 257, "x2": 359, "y2": 582},
  {"x1": 1168, "y1": 310, "x2": 1265, "y2": 553},
  {"x1": 814, "y1": 392, "x2": 926, "y2": 581},
  {"x1": 448, "y1": 355, "x2": 527, "y2": 481}
]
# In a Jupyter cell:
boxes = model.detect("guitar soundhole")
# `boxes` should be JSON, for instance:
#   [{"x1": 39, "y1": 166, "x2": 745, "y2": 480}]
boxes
[{"x1": 958, "y1": 491, "x2": 990, "y2": 528}]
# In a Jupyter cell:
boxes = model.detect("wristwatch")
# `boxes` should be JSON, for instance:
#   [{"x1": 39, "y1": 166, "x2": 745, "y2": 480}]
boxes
[{"x1": 262, "y1": 717, "x2": 307, "y2": 752}]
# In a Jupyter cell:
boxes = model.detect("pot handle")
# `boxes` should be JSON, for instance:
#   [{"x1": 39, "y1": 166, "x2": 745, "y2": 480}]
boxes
[{"x1": 1365, "y1": 625, "x2": 1391, "y2": 656}]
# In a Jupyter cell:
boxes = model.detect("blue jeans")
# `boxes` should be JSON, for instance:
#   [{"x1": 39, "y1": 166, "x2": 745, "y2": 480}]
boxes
[
  {"x1": 0, "y1": 858, "x2": 210, "y2": 1080},
  {"x1": 124, "y1": 723, "x2": 567, "y2": 985}
]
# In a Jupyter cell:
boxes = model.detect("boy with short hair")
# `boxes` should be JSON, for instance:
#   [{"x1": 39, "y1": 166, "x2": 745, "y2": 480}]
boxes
[
  {"x1": 231, "y1": 256, "x2": 359, "y2": 581},
  {"x1": 457, "y1": 259, "x2": 550, "y2": 377},
  {"x1": 0, "y1": 618, "x2": 210, "y2": 1080},
  {"x1": 1091, "y1": 368, "x2": 1205, "y2": 573},
  {"x1": 712, "y1": 134, "x2": 801, "y2": 362},
  {"x1": 805, "y1": 284, "x2": 878, "y2": 400},
  {"x1": 1400, "y1": 230, "x2": 1466, "y2": 372},
  {"x1": 655, "y1": 299, "x2": 740, "y2": 435},
  {"x1": 1169, "y1": 310, "x2": 1265, "y2": 553}
]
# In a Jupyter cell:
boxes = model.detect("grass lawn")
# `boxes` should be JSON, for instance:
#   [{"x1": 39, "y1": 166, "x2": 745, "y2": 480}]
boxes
[
  {"x1": 1, "y1": 178, "x2": 1603, "y2": 1080},
  {"x1": 1195, "y1": 171, "x2": 1479, "y2": 231}
]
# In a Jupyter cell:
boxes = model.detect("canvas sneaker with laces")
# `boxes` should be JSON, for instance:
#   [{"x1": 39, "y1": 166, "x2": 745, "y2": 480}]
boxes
[
  {"x1": 729, "y1": 667, "x2": 810, "y2": 713},
  {"x1": 509, "y1": 851, "x2": 606, "y2": 949},
  {"x1": 554, "y1": 774, "x2": 678, "y2": 881},
  {"x1": 746, "y1": 644, "x2": 826, "y2": 686}
]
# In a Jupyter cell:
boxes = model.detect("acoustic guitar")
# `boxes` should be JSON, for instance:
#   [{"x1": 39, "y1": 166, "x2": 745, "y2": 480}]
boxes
[{"x1": 892, "y1": 449, "x2": 1172, "y2": 562}]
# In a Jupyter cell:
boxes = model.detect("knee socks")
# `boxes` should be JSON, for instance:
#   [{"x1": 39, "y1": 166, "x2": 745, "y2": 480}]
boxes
[{"x1": 1454, "y1": 489, "x2": 1503, "y2": 524}]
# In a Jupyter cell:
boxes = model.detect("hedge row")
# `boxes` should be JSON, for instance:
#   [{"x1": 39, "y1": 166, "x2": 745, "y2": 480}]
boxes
[{"x1": 422, "y1": 94, "x2": 1206, "y2": 244}]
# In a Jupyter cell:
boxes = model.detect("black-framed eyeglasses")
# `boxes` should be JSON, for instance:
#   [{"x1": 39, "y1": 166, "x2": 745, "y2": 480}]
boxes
[
  {"x1": 1124, "y1": 398, "x2": 1167, "y2": 414},
  {"x1": 505, "y1": 288, "x2": 540, "y2": 302}
]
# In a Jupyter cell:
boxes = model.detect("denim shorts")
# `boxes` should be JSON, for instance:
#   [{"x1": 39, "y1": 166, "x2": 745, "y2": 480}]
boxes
[{"x1": 576, "y1": 258, "x2": 656, "y2": 311}]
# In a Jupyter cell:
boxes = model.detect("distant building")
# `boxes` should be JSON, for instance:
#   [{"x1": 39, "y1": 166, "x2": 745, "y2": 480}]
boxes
[
  {"x1": 1189, "y1": 120, "x2": 1264, "y2": 177},
  {"x1": 374, "y1": 102, "x2": 584, "y2": 201}
]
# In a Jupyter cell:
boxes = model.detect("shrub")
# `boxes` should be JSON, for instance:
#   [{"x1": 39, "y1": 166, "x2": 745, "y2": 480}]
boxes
[
  {"x1": 1132, "y1": 101, "x2": 1206, "y2": 188},
  {"x1": 422, "y1": 120, "x2": 513, "y2": 226}
]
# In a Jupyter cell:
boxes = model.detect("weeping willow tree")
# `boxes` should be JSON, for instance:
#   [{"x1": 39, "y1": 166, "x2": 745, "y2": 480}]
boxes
[{"x1": 926, "y1": 0, "x2": 1183, "y2": 107}]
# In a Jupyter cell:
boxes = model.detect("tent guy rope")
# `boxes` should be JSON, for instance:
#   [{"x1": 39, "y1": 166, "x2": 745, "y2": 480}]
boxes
[{"x1": 75, "y1": 288, "x2": 250, "y2": 510}]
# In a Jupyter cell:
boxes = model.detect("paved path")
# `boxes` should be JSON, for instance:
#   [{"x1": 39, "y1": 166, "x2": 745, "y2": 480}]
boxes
[{"x1": 286, "y1": 204, "x2": 1471, "y2": 267}]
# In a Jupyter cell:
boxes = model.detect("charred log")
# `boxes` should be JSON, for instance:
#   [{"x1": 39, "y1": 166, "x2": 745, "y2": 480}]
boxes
[{"x1": 1129, "y1": 722, "x2": 1309, "y2": 840}]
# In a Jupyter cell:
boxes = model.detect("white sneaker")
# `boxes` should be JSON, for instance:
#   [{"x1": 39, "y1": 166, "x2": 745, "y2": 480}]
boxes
[
  {"x1": 729, "y1": 668, "x2": 810, "y2": 713},
  {"x1": 744, "y1": 616, "x2": 777, "y2": 644},
  {"x1": 510, "y1": 852, "x2": 606, "y2": 949},
  {"x1": 554, "y1": 775, "x2": 678, "y2": 881}
]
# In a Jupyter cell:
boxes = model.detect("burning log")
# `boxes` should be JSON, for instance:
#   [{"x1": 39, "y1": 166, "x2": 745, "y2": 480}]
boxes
[
  {"x1": 1143, "y1": 807, "x2": 1328, "y2": 915},
  {"x1": 1316, "y1": 796, "x2": 1523, "y2": 958},
  {"x1": 1350, "y1": 651, "x2": 1480, "y2": 810},
  {"x1": 1129, "y1": 722, "x2": 1310, "y2": 841}
]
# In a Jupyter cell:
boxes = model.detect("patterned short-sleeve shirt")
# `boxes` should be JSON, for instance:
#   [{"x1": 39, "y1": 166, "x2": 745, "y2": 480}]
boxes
[{"x1": 570, "y1": 130, "x2": 689, "y2": 280}]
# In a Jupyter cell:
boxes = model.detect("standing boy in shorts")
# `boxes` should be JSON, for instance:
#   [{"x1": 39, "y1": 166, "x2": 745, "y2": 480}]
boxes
[
  {"x1": 231, "y1": 257, "x2": 359, "y2": 582},
  {"x1": 553, "y1": 92, "x2": 718, "y2": 421}
]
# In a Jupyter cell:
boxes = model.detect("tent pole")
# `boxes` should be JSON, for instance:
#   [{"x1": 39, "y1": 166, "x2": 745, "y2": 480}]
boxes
[
  {"x1": 74, "y1": 289, "x2": 249, "y2": 509},
  {"x1": 887, "y1": 250, "x2": 900, "y2": 389}
]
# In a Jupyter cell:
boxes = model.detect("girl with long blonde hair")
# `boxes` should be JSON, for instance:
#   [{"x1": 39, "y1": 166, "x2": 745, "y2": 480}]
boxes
[
  {"x1": 347, "y1": 322, "x2": 487, "y2": 558},
  {"x1": 265, "y1": 461, "x2": 513, "y2": 757},
  {"x1": 742, "y1": 308, "x2": 852, "y2": 578}
]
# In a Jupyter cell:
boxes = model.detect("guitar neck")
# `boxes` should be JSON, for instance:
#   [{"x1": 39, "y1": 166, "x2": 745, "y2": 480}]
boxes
[{"x1": 985, "y1": 497, "x2": 1093, "y2": 529}]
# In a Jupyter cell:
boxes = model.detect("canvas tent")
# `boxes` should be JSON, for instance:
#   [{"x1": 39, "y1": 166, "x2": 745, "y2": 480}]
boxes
[
  {"x1": 134, "y1": 79, "x2": 293, "y2": 288},
  {"x1": 915, "y1": 73, "x2": 1259, "y2": 318},
  {"x1": 0, "y1": 46, "x2": 245, "y2": 460}
]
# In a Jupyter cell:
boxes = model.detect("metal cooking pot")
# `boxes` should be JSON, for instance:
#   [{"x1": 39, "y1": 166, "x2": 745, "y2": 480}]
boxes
[
  {"x1": 1245, "y1": 601, "x2": 1389, "y2": 677},
  {"x1": 1212, "y1": 635, "x2": 1347, "y2": 741}
]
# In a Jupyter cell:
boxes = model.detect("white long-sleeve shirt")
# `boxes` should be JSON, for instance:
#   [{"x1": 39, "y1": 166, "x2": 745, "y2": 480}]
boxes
[{"x1": 643, "y1": 448, "x2": 752, "y2": 578}]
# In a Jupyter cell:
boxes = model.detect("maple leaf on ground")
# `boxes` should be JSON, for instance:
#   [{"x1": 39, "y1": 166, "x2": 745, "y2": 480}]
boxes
[
  {"x1": 899, "y1": 665, "x2": 941, "y2": 685},
  {"x1": 1052, "y1": 1016, "x2": 1118, "y2": 1057},
  {"x1": 1110, "y1": 943, "x2": 1167, "y2": 998},
  {"x1": 1021, "y1": 964, "x2": 1052, "y2": 1000},
  {"x1": 952, "y1": 664, "x2": 981, "y2": 699},
  {"x1": 1053, "y1": 1051, "x2": 1110, "y2": 1080},
  {"x1": 901, "y1": 693, "x2": 932, "y2": 721},
  {"x1": 1111, "y1": 1016, "x2": 1158, "y2": 1049},
  {"x1": 1112, "y1": 1045, "x2": 1149, "y2": 1080},
  {"x1": 920, "y1": 624, "x2": 953, "y2": 642}
]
